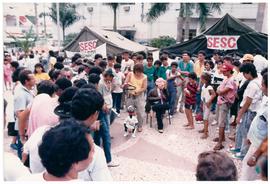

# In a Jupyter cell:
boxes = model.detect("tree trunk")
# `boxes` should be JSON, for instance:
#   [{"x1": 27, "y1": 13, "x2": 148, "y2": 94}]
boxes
[
  {"x1": 184, "y1": 16, "x2": 190, "y2": 41},
  {"x1": 255, "y1": 3, "x2": 266, "y2": 32},
  {"x1": 113, "y1": 7, "x2": 117, "y2": 32},
  {"x1": 176, "y1": 17, "x2": 184, "y2": 43},
  {"x1": 62, "y1": 26, "x2": 65, "y2": 43}
]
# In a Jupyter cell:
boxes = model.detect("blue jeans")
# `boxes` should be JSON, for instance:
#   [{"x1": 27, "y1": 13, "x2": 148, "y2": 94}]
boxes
[
  {"x1": 17, "y1": 135, "x2": 23, "y2": 160},
  {"x1": 94, "y1": 110, "x2": 112, "y2": 163},
  {"x1": 112, "y1": 92, "x2": 122, "y2": 113},
  {"x1": 235, "y1": 110, "x2": 257, "y2": 157},
  {"x1": 168, "y1": 89, "x2": 177, "y2": 115},
  {"x1": 147, "y1": 80, "x2": 155, "y2": 95}
]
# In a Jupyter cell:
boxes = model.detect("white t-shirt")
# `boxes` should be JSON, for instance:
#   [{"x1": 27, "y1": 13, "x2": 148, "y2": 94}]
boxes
[
  {"x1": 240, "y1": 77, "x2": 263, "y2": 111},
  {"x1": 253, "y1": 54, "x2": 268, "y2": 74},
  {"x1": 18, "y1": 172, "x2": 83, "y2": 181},
  {"x1": 23, "y1": 125, "x2": 113, "y2": 181},
  {"x1": 112, "y1": 71, "x2": 125, "y2": 93},
  {"x1": 4, "y1": 152, "x2": 31, "y2": 181},
  {"x1": 201, "y1": 84, "x2": 214, "y2": 103},
  {"x1": 124, "y1": 116, "x2": 138, "y2": 129},
  {"x1": 121, "y1": 59, "x2": 134, "y2": 73}
]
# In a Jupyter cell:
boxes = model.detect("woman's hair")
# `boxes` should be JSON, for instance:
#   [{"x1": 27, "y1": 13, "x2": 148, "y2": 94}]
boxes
[
  {"x1": 204, "y1": 60, "x2": 214, "y2": 69},
  {"x1": 34, "y1": 63, "x2": 46, "y2": 74},
  {"x1": 240, "y1": 63, "x2": 258, "y2": 78},
  {"x1": 201, "y1": 72, "x2": 212, "y2": 86},
  {"x1": 133, "y1": 63, "x2": 144, "y2": 74}
]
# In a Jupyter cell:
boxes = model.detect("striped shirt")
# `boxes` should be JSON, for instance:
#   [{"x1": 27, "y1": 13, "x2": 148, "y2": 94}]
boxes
[{"x1": 185, "y1": 82, "x2": 198, "y2": 105}]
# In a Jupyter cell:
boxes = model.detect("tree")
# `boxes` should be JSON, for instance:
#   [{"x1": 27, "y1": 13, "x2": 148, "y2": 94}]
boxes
[
  {"x1": 147, "y1": 3, "x2": 221, "y2": 42},
  {"x1": 105, "y1": 3, "x2": 119, "y2": 32},
  {"x1": 150, "y1": 36, "x2": 176, "y2": 49},
  {"x1": 7, "y1": 26, "x2": 37, "y2": 54},
  {"x1": 41, "y1": 3, "x2": 81, "y2": 42},
  {"x1": 63, "y1": 32, "x2": 78, "y2": 46}
]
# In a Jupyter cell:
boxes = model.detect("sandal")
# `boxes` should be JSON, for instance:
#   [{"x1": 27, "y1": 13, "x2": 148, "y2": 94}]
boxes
[
  {"x1": 185, "y1": 127, "x2": 194, "y2": 130},
  {"x1": 200, "y1": 134, "x2": 208, "y2": 139},
  {"x1": 213, "y1": 144, "x2": 224, "y2": 150},
  {"x1": 138, "y1": 127, "x2": 143, "y2": 132},
  {"x1": 183, "y1": 124, "x2": 190, "y2": 127},
  {"x1": 198, "y1": 129, "x2": 204, "y2": 133},
  {"x1": 213, "y1": 137, "x2": 219, "y2": 142}
]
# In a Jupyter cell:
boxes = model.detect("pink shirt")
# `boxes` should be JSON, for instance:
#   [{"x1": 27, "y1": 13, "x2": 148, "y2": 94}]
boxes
[
  {"x1": 217, "y1": 76, "x2": 237, "y2": 105},
  {"x1": 4, "y1": 63, "x2": 12, "y2": 77},
  {"x1": 27, "y1": 94, "x2": 59, "y2": 138}
]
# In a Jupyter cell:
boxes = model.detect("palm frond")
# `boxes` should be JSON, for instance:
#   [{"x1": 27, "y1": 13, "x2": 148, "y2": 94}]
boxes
[{"x1": 146, "y1": 3, "x2": 169, "y2": 22}]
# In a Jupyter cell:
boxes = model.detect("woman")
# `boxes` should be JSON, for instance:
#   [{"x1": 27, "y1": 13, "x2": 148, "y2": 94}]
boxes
[
  {"x1": 124, "y1": 63, "x2": 147, "y2": 132},
  {"x1": 147, "y1": 78, "x2": 169, "y2": 133},
  {"x1": 34, "y1": 63, "x2": 50, "y2": 83}
]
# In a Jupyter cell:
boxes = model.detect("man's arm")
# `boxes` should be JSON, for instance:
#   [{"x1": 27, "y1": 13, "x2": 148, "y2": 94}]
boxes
[
  {"x1": 17, "y1": 108, "x2": 30, "y2": 144},
  {"x1": 247, "y1": 137, "x2": 268, "y2": 167}
]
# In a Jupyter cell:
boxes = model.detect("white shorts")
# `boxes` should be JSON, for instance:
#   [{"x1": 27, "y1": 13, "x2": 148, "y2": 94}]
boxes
[{"x1": 202, "y1": 103, "x2": 211, "y2": 121}]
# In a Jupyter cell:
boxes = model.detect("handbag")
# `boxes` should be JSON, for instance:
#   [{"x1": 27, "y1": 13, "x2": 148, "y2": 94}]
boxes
[{"x1": 7, "y1": 122, "x2": 18, "y2": 136}]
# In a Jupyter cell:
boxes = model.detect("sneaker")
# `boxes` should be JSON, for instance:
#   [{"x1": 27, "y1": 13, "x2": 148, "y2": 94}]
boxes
[
  {"x1": 232, "y1": 152, "x2": 244, "y2": 160},
  {"x1": 10, "y1": 143, "x2": 18, "y2": 150},
  {"x1": 179, "y1": 108, "x2": 184, "y2": 113},
  {"x1": 167, "y1": 115, "x2": 173, "y2": 119},
  {"x1": 225, "y1": 129, "x2": 230, "y2": 134},
  {"x1": 158, "y1": 129, "x2": 164, "y2": 133},
  {"x1": 107, "y1": 161, "x2": 120, "y2": 167},
  {"x1": 211, "y1": 120, "x2": 218, "y2": 126},
  {"x1": 124, "y1": 132, "x2": 128, "y2": 137},
  {"x1": 228, "y1": 147, "x2": 241, "y2": 153},
  {"x1": 132, "y1": 134, "x2": 136, "y2": 138}
]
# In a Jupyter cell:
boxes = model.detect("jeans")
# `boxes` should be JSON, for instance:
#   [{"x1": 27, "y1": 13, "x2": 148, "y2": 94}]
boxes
[
  {"x1": 17, "y1": 135, "x2": 23, "y2": 160},
  {"x1": 112, "y1": 92, "x2": 122, "y2": 113},
  {"x1": 168, "y1": 89, "x2": 177, "y2": 115},
  {"x1": 175, "y1": 86, "x2": 183, "y2": 110},
  {"x1": 147, "y1": 80, "x2": 155, "y2": 95},
  {"x1": 235, "y1": 110, "x2": 257, "y2": 157},
  {"x1": 152, "y1": 103, "x2": 170, "y2": 130},
  {"x1": 94, "y1": 110, "x2": 112, "y2": 163}
]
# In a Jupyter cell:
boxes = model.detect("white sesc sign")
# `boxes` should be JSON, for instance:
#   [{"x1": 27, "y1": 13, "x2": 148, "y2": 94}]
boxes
[
  {"x1": 79, "y1": 40, "x2": 98, "y2": 52},
  {"x1": 205, "y1": 35, "x2": 240, "y2": 50}
]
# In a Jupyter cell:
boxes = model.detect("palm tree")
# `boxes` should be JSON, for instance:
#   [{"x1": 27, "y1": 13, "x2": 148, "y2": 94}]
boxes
[
  {"x1": 40, "y1": 3, "x2": 81, "y2": 42},
  {"x1": 147, "y1": 3, "x2": 221, "y2": 42},
  {"x1": 104, "y1": 3, "x2": 120, "y2": 32}
]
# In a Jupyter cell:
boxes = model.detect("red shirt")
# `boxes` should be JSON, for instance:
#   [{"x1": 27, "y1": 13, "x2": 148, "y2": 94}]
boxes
[{"x1": 185, "y1": 82, "x2": 198, "y2": 105}]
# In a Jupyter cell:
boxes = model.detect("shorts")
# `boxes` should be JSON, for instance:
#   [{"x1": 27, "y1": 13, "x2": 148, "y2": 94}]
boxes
[
  {"x1": 216, "y1": 103, "x2": 231, "y2": 128},
  {"x1": 202, "y1": 104, "x2": 211, "y2": 121},
  {"x1": 185, "y1": 103, "x2": 195, "y2": 110}
]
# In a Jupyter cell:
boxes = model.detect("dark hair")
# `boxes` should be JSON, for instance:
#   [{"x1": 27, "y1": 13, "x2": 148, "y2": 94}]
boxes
[
  {"x1": 78, "y1": 66, "x2": 85, "y2": 74},
  {"x1": 122, "y1": 50, "x2": 130, "y2": 55},
  {"x1": 216, "y1": 60, "x2": 223, "y2": 65},
  {"x1": 71, "y1": 54, "x2": 81, "y2": 63},
  {"x1": 188, "y1": 72, "x2": 197, "y2": 80},
  {"x1": 58, "y1": 87, "x2": 78, "y2": 104},
  {"x1": 10, "y1": 61, "x2": 19, "y2": 69},
  {"x1": 34, "y1": 63, "x2": 46, "y2": 74},
  {"x1": 12, "y1": 67, "x2": 25, "y2": 83},
  {"x1": 114, "y1": 63, "x2": 121, "y2": 69},
  {"x1": 49, "y1": 50, "x2": 55, "y2": 57},
  {"x1": 154, "y1": 60, "x2": 162, "y2": 66},
  {"x1": 198, "y1": 50, "x2": 206, "y2": 56},
  {"x1": 196, "y1": 151, "x2": 237, "y2": 181},
  {"x1": 37, "y1": 80, "x2": 56, "y2": 96},
  {"x1": 94, "y1": 54, "x2": 103, "y2": 60},
  {"x1": 107, "y1": 55, "x2": 114, "y2": 61},
  {"x1": 182, "y1": 51, "x2": 191, "y2": 57},
  {"x1": 57, "y1": 56, "x2": 64, "y2": 63},
  {"x1": 88, "y1": 73, "x2": 101, "y2": 84},
  {"x1": 136, "y1": 54, "x2": 144, "y2": 60},
  {"x1": 19, "y1": 69, "x2": 32, "y2": 85},
  {"x1": 204, "y1": 60, "x2": 214, "y2": 69},
  {"x1": 261, "y1": 67, "x2": 268, "y2": 76},
  {"x1": 116, "y1": 54, "x2": 122, "y2": 64},
  {"x1": 98, "y1": 60, "x2": 107, "y2": 70},
  {"x1": 147, "y1": 56, "x2": 153, "y2": 61},
  {"x1": 232, "y1": 60, "x2": 241, "y2": 67},
  {"x1": 104, "y1": 69, "x2": 114, "y2": 77},
  {"x1": 160, "y1": 55, "x2": 167, "y2": 62},
  {"x1": 81, "y1": 83, "x2": 97, "y2": 90},
  {"x1": 74, "y1": 79, "x2": 87, "y2": 88},
  {"x1": 262, "y1": 72, "x2": 268, "y2": 88},
  {"x1": 223, "y1": 56, "x2": 233, "y2": 63},
  {"x1": 261, "y1": 155, "x2": 268, "y2": 180},
  {"x1": 54, "y1": 62, "x2": 64, "y2": 70},
  {"x1": 201, "y1": 73, "x2": 212, "y2": 85},
  {"x1": 89, "y1": 66, "x2": 103, "y2": 75},
  {"x1": 51, "y1": 70, "x2": 61, "y2": 81},
  {"x1": 38, "y1": 119, "x2": 91, "y2": 177},
  {"x1": 133, "y1": 63, "x2": 144, "y2": 73},
  {"x1": 240, "y1": 63, "x2": 258, "y2": 78},
  {"x1": 55, "y1": 77, "x2": 72, "y2": 91},
  {"x1": 29, "y1": 53, "x2": 35, "y2": 59},
  {"x1": 71, "y1": 88, "x2": 104, "y2": 121},
  {"x1": 171, "y1": 62, "x2": 178, "y2": 67}
]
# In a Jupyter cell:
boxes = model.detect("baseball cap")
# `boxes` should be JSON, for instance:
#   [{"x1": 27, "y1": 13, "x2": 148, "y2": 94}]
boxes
[
  {"x1": 242, "y1": 54, "x2": 254, "y2": 61},
  {"x1": 221, "y1": 63, "x2": 234, "y2": 72}
]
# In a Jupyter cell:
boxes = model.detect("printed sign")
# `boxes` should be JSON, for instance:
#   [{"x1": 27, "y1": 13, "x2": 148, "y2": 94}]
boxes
[
  {"x1": 79, "y1": 40, "x2": 98, "y2": 52},
  {"x1": 205, "y1": 35, "x2": 240, "y2": 50}
]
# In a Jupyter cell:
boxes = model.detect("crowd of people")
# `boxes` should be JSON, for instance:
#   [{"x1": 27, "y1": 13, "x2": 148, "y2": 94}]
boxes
[{"x1": 3, "y1": 48, "x2": 268, "y2": 181}]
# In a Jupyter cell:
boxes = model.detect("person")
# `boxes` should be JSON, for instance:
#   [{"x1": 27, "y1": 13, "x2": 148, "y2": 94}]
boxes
[
  {"x1": 194, "y1": 50, "x2": 206, "y2": 79},
  {"x1": 4, "y1": 57, "x2": 13, "y2": 90},
  {"x1": 94, "y1": 54, "x2": 103, "y2": 66},
  {"x1": 34, "y1": 63, "x2": 50, "y2": 83},
  {"x1": 183, "y1": 72, "x2": 198, "y2": 129},
  {"x1": 112, "y1": 63, "x2": 125, "y2": 114},
  {"x1": 242, "y1": 53, "x2": 254, "y2": 64},
  {"x1": 213, "y1": 63, "x2": 237, "y2": 150},
  {"x1": 196, "y1": 151, "x2": 237, "y2": 181},
  {"x1": 94, "y1": 69, "x2": 118, "y2": 167},
  {"x1": 144, "y1": 56, "x2": 155, "y2": 94},
  {"x1": 48, "y1": 50, "x2": 57, "y2": 71},
  {"x1": 178, "y1": 51, "x2": 194, "y2": 113},
  {"x1": 166, "y1": 62, "x2": 182, "y2": 118},
  {"x1": 253, "y1": 49, "x2": 267, "y2": 74},
  {"x1": 199, "y1": 73, "x2": 216, "y2": 139},
  {"x1": 153, "y1": 60, "x2": 166, "y2": 80},
  {"x1": 125, "y1": 63, "x2": 147, "y2": 132},
  {"x1": 55, "y1": 77, "x2": 72, "y2": 97},
  {"x1": 19, "y1": 119, "x2": 94, "y2": 181},
  {"x1": 60, "y1": 67, "x2": 74, "y2": 81},
  {"x1": 239, "y1": 71, "x2": 267, "y2": 180},
  {"x1": 14, "y1": 70, "x2": 36, "y2": 159},
  {"x1": 88, "y1": 73, "x2": 101, "y2": 89},
  {"x1": 19, "y1": 80, "x2": 59, "y2": 139},
  {"x1": 25, "y1": 52, "x2": 39, "y2": 73},
  {"x1": 107, "y1": 55, "x2": 115, "y2": 69},
  {"x1": 74, "y1": 79, "x2": 87, "y2": 88},
  {"x1": 22, "y1": 88, "x2": 112, "y2": 180},
  {"x1": 121, "y1": 51, "x2": 134, "y2": 75},
  {"x1": 123, "y1": 105, "x2": 139, "y2": 137},
  {"x1": 160, "y1": 55, "x2": 170, "y2": 72},
  {"x1": 147, "y1": 78, "x2": 170, "y2": 133},
  {"x1": 136, "y1": 54, "x2": 144, "y2": 65}
]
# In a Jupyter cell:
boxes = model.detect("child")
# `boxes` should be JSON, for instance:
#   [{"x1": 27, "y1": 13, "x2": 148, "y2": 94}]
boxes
[
  {"x1": 183, "y1": 72, "x2": 198, "y2": 129},
  {"x1": 112, "y1": 63, "x2": 125, "y2": 114},
  {"x1": 199, "y1": 73, "x2": 216, "y2": 139},
  {"x1": 124, "y1": 105, "x2": 138, "y2": 138}
]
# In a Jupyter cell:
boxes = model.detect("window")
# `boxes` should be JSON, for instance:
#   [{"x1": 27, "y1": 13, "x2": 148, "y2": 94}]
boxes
[{"x1": 5, "y1": 15, "x2": 17, "y2": 26}]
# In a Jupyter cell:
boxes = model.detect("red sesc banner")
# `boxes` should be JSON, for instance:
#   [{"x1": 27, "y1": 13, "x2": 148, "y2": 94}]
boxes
[
  {"x1": 205, "y1": 35, "x2": 240, "y2": 50},
  {"x1": 79, "y1": 40, "x2": 98, "y2": 52}
]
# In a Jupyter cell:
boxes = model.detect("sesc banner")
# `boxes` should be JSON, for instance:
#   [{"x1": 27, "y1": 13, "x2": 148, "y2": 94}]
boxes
[
  {"x1": 79, "y1": 40, "x2": 98, "y2": 52},
  {"x1": 205, "y1": 35, "x2": 240, "y2": 50}
]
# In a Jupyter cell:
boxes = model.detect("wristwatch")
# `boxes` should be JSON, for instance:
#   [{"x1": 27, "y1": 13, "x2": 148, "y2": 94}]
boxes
[{"x1": 251, "y1": 155, "x2": 257, "y2": 162}]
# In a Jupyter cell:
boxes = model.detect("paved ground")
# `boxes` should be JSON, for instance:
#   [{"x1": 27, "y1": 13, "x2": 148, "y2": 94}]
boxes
[{"x1": 3, "y1": 90, "x2": 242, "y2": 181}]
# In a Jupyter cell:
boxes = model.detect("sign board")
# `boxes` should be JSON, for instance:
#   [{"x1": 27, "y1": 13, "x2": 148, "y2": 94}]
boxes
[
  {"x1": 205, "y1": 35, "x2": 240, "y2": 50},
  {"x1": 66, "y1": 43, "x2": 107, "y2": 59},
  {"x1": 79, "y1": 40, "x2": 98, "y2": 52}
]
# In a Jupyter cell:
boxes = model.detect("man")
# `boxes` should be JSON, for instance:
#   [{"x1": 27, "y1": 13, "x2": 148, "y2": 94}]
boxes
[
  {"x1": 242, "y1": 53, "x2": 254, "y2": 64},
  {"x1": 121, "y1": 51, "x2": 134, "y2": 75},
  {"x1": 94, "y1": 54, "x2": 103, "y2": 67},
  {"x1": 14, "y1": 70, "x2": 36, "y2": 159},
  {"x1": 22, "y1": 88, "x2": 112, "y2": 180},
  {"x1": 178, "y1": 51, "x2": 194, "y2": 113},
  {"x1": 60, "y1": 67, "x2": 74, "y2": 81},
  {"x1": 144, "y1": 56, "x2": 155, "y2": 94},
  {"x1": 107, "y1": 55, "x2": 115, "y2": 70}
]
